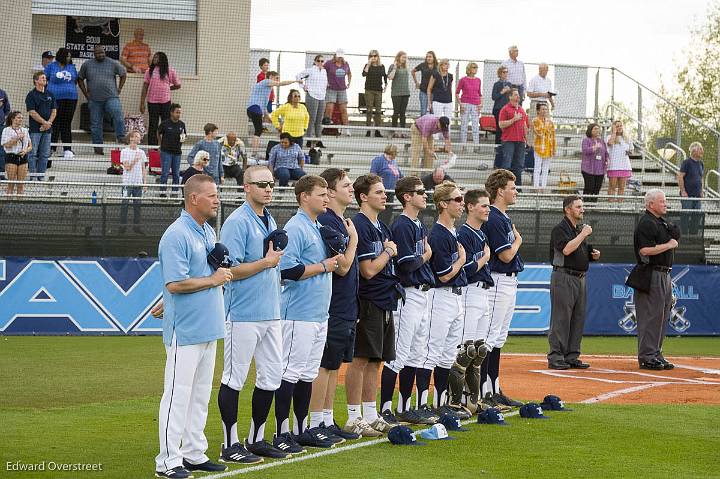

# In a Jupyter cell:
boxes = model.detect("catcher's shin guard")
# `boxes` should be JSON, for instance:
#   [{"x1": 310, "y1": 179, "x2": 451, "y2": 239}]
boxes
[{"x1": 448, "y1": 341, "x2": 476, "y2": 407}]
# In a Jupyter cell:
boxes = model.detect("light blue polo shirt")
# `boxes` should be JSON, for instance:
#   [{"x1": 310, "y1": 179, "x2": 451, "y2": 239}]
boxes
[
  {"x1": 279, "y1": 208, "x2": 331, "y2": 322},
  {"x1": 221, "y1": 202, "x2": 281, "y2": 322},
  {"x1": 158, "y1": 210, "x2": 225, "y2": 346}
]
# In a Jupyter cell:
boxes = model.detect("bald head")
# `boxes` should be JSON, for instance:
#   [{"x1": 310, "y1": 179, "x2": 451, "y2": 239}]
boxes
[
  {"x1": 134, "y1": 28, "x2": 145, "y2": 41},
  {"x1": 539, "y1": 63, "x2": 548, "y2": 77}
]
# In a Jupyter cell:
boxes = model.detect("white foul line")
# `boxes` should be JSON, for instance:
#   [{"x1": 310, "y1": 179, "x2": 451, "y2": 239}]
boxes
[
  {"x1": 673, "y1": 364, "x2": 720, "y2": 375},
  {"x1": 579, "y1": 384, "x2": 662, "y2": 403}
]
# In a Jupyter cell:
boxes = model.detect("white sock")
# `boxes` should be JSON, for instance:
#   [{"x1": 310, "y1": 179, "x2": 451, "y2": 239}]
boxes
[
  {"x1": 323, "y1": 408, "x2": 334, "y2": 426},
  {"x1": 347, "y1": 404, "x2": 361, "y2": 422},
  {"x1": 380, "y1": 400, "x2": 392, "y2": 413},
  {"x1": 309, "y1": 411, "x2": 324, "y2": 429},
  {"x1": 362, "y1": 401, "x2": 378, "y2": 422}
]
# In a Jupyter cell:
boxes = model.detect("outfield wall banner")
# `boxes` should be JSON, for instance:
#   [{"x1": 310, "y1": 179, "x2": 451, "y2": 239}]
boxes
[{"x1": 0, "y1": 258, "x2": 718, "y2": 336}]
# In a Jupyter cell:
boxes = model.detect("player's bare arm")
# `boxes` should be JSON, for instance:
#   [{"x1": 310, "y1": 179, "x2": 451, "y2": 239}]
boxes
[
  {"x1": 230, "y1": 241, "x2": 284, "y2": 280},
  {"x1": 166, "y1": 267, "x2": 233, "y2": 294}
]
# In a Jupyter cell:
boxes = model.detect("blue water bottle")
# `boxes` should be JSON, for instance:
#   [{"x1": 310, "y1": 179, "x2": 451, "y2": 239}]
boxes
[{"x1": 91, "y1": 190, "x2": 97, "y2": 205}]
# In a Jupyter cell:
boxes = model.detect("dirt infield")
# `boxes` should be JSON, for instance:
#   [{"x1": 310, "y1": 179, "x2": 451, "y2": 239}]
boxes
[{"x1": 337, "y1": 354, "x2": 720, "y2": 405}]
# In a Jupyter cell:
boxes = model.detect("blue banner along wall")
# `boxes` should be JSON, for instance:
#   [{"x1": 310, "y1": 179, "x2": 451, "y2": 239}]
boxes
[{"x1": 0, "y1": 258, "x2": 718, "y2": 336}]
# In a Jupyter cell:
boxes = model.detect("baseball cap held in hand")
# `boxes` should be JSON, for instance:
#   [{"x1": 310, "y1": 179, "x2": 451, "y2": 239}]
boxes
[
  {"x1": 264, "y1": 229, "x2": 288, "y2": 255},
  {"x1": 207, "y1": 242, "x2": 232, "y2": 270}
]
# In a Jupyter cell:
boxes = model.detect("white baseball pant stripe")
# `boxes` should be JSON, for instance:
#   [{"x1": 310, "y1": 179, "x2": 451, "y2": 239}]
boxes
[
  {"x1": 280, "y1": 320, "x2": 328, "y2": 383},
  {"x1": 221, "y1": 320, "x2": 283, "y2": 392},
  {"x1": 485, "y1": 273, "x2": 518, "y2": 349},
  {"x1": 386, "y1": 287, "x2": 429, "y2": 373},
  {"x1": 155, "y1": 334, "x2": 216, "y2": 472},
  {"x1": 461, "y1": 282, "x2": 491, "y2": 342}
]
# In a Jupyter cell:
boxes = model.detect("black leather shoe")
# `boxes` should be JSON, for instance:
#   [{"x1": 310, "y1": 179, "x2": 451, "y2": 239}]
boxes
[
  {"x1": 639, "y1": 359, "x2": 665, "y2": 370},
  {"x1": 567, "y1": 359, "x2": 590, "y2": 369},
  {"x1": 548, "y1": 361, "x2": 571, "y2": 370},
  {"x1": 658, "y1": 358, "x2": 675, "y2": 370}
]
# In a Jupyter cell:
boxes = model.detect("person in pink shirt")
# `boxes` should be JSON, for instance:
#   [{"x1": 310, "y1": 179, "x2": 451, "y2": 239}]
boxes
[
  {"x1": 456, "y1": 62, "x2": 482, "y2": 145},
  {"x1": 498, "y1": 88, "x2": 529, "y2": 185},
  {"x1": 140, "y1": 52, "x2": 181, "y2": 146},
  {"x1": 410, "y1": 114, "x2": 453, "y2": 169}
]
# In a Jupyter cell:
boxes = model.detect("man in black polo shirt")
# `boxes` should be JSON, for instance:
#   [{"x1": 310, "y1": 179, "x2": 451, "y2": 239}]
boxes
[
  {"x1": 633, "y1": 189, "x2": 680, "y2": 370},
  {"x1": 548, "y1": 195, "x2": 600, "y2": 370},
  {"x1": 26, "y1": 71, "x2": 57, "y2": 181}
]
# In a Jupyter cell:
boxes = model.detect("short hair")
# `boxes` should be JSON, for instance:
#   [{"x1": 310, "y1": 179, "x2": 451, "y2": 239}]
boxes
[
  {"x1": 585, "y1": 123, "x2": 600, "y2": 138},
  {"x1": 644, "y1": 188, "x2": 665, "y2": 206},
  {"x1": 689, "y1": 141, "x2": 703, "y2": 155},
  {"x1": 183, "y1": 173, "x2": 214, "y2": 202},
  {"x1": 536, "y1": 102, "x2": 548, "y2": 112},
  {"x1": 193, "y1": 150, "x2": 210, "y2": 165},
  {"x1": 286, "y1": 88, "x2": 300, "y2": 103},
  {"x1": 497, "y1": 66, "x2": 508, "y2": 77},
  {"x1": 485, "y1": 169, "x2": 516, "y2": 203},
  {"x1": 509, "y1": 88, "x2": 519, "y2": 97},
  {"x1": 508, "y1": 45, "x2": 518, "y2": 51},
  {"x1": 353, "y1": 173, "x2": 383, "y2": 205},
  {"x1": 169, "y1": 103, "x2": 181, "y2": 113},
  {"x1": 279, "y1": 132, "x2": 292, "y2": 141},
  {"x1": 313, "y1": 54, "x2": 324, "y2": 63},
  {"x1": 395, "y1": 176, "x2": 423, "y2": 206},
  {"x1": 320, "y1": 167, "x2": 347, "y2": 190},
  {"x1": 5, "y1": 110, "x2": 22, "y2": 127},
  {"x1": 258, "y1": 57, "x2": 269, "y2": 67},
  {"x1": 294, "y1": 174, "x2": 328, "y2": 204},
  {"x1": 384, "y1": 144, "x2": 398, "y2": 156},
  {"x1": 438, "y1": 116, "x2": 450, "y2": 131},
  {"x1": 433, "y1": 181, "x2": 459, "y2": 213},
  {"x1": 127, "y1": 129, "x2": 142, "y2": 139},
  {"x1": 464, "y1": 189, "x2": 489, "y2": 213},
  {"x1": 562, "y1": 194, "x2": 582, "y2": 210},
  {"x1": 244, "y1": 165, "x2": 272, "y2": 184},
  {"x1": 266, "y1": 70, "x2": 278, "y2": 79},
  {"x1": 466, "y1": 62, "x2": 478, "y2": 75},
  {"x1": 204, "y1": 123, "x2": 218, "y2": 135},
  {"x1": 32, "y1": 71, "x2": 46, "y2": 83}
]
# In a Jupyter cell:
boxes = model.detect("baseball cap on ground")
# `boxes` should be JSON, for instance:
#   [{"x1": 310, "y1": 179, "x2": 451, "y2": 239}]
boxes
[
  {"x1": 263, "y1": 229, "x2": 288, "y2": 255},
  {"x1": 477, "y1": 408, "x2": 509, "y2": 426},
  {"x1": 207, "y1": 242, "x2": 232, "y2": 270},
  {"x1": 520, "y1": 402, "x2": 551, "y2": 419},
  {"x1": 388, "y1": 425, "x2": 425, "y2": 446},
  {"x1": 439, "y1": 412, "x2": 469, "y2": 432},
  {"x1": 419, "y1": 424, "x2": 455, "y2": 441},
  {"x1": 540, "y1": 395, "x2": 573, "y2": 411},
  {"x1": 42, "y1": 50, "x2": 55, "y2": 59}
]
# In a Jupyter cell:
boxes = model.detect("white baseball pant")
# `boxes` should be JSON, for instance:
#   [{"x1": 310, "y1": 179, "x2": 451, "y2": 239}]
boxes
[
  {"x1": 386, "y1": 286, "x2": 430, "y2": 373},
  {"x1": 485, "y1": 273, "x2": 519, "y2": 349},
  {"x1": 155, "y1": 334, "x2": 216, "y2": 472},
  {"x1": 280, "y1": 320, "x2": 328, "y2": 383},
  {"x1": 414, "y1": 287, "x2": 464, "y2": 371},
  {"x1": 461, "y1": 281, "x2": 491, "y2": 342},
  {"x1": 221, "y1": 320, "x2": 283, "y2": 391}
]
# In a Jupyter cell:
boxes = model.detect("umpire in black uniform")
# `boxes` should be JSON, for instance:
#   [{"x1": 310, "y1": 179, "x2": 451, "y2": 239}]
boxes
[
  {"x1": 633, "y1": 189, "x2": 679, "y2": 370},
  {"x1": 547, "y1": 195, "x2": 600, "y2": 370}
]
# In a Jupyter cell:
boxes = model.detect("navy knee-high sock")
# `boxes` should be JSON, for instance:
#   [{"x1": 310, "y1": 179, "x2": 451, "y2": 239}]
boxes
[
  {"x1": 274, "y1": 380, "x2": 295, "y2": 435},
  {"x1": 380, "y1": 366, "x2": 398, "y2": 413},
  {"x1": 218, "y1": 383, "x2": 239, "y2": 447},
  {"x1": 488, "y1": 348, "x2": 501, "y2": 395},
  {"x1": 397, "y1": 366, "x2": 416, "y2": 413},
  {"x1": 415, "y1": 368, "x2": 432, "y2": 407},
  {"x1": 480, "y1": 352, "x2": 491, "y2": 397},
  {"x1": 248, "y1": 387, "x2": 274, "y2": 444},
  {"x1": 292, "y1": 380, "x2": 313, "y2": 435},
  {"x1": 433, "y1": 366, "x2": 450, "y2": 407}
]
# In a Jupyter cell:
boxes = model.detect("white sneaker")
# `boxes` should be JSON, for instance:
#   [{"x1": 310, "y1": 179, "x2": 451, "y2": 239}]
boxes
[
  {"x1": 344, "y1": 128, "x2": 352, "y2": 136},
  {"x1": 343, "y1": 418, "x2": 382, "y2": 437},
  {"x1": 367, "y1": 416, "x2": 393, "y2": 433},
  {"x1": 63, "y1": 150, "x2": 75, "y2": 160},
  {"x1": 55, "y1": 149, "x2": 64, "y2": 157}
]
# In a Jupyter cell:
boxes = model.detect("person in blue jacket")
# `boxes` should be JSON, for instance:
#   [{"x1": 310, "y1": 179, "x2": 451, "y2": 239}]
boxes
[{"x1": 44, "y1": 48, "x2": 78, "y2": 158}]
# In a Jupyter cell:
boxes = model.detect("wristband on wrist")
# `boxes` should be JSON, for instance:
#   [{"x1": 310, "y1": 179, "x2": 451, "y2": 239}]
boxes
[{"x1": 321, "y1": 262, "x2": 328, "y2": 273}]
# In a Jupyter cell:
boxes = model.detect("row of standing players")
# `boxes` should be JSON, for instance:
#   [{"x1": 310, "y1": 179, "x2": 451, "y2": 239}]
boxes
[{"x1": 152, "y1": 167, "x2": 539, "y2": 478}]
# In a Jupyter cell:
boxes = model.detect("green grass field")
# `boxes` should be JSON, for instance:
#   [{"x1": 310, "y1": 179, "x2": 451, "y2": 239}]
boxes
[{"x1": 2, "y1": 336, "x2": 719, "y2": 479}]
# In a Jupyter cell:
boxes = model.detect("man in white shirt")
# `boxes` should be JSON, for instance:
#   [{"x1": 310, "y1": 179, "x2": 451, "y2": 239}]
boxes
[
  {"x1": 501, "y1": 46, "x2": 526, "y2": 102},
  {"x1": 527, "y1": 63, "x2": 554, "y2": 119}
]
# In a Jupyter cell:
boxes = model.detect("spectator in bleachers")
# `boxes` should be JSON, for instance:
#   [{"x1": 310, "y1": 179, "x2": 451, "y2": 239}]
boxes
[
  {"x1": 532, "y1": 103, "x2": 556, "y2": 189},
  {"x1": 187, "y1": 123, "x2": 223, "y2": 185},
  {"x1": 247, "y1": 71, "x2": 298, "y2": 159},
  {"x1": 371, "y1": 144, "x2": 403, "y2": 191},
  {"x1": 2, "y1": 111, "x2": 32, "y2": 195},
  {"x1": 677, "y1": 141, "x2": 705, "y2": 234},
  {"x1": 257, "y1": 58, "x2": 275, "y2": 114},
  {"x1": 412, "y1": 51, "x2": 438, "y2": 117},
  {"x1": 388, "y1": 51, "x2": 410, "y2": 134},
  {"x1": 268, "y1": 132, "x2": 306, "y2": 186},
  {"x1": 119, "y1": 129, "x2": 147, "y2": 234},
  {"x1": 44, "y1": 48, "x2": 77, "y2": 159},
  {"x1": 456, "y1": 62, "x2": 482, "y2": 145},
  {"x1": 606, "y1": 120, "x2": 633, "y2": 202},
  {"x1": 527, "y1": 63, "x2": 554, "y2": 120},
  {"x1": 498, "y1": 88, "x2": 528, "y2": 185},
  {"x1": 181, "y1": 150, "x2": 210, "y2": 185},
  {"x1": 297, "y1": 54, "x2": 328, "y2": 148},
  {"x1": 271, "y1": 89, "x2": 310, "y2": 147},
  {"x1": 26, "y1": 71, "x2": 56, "y2": 182},
  {"x1": 140, "y1": 52, "x2": 181, "y2": 146},
  {"x1": 0, "y1": 87, "x2": 12, "y2": 179},
  {"x1": 501, "y1": 45, "x2": 527, "y2": 102},
  {"x1": 219, "y1": 132, "x2": 246, "y2": 186},
  {"x1": 324, "y1": 49, "x2": 352, "y2": 136},
  {"x1": 363, "y1": 49, "x2": 387, "y2": 137},
  {"x1": 120, "y1": 28, "x2": 151, "y2": 74},
  {"x1": 421, "y1": 166, "x2": 454, "y2": 192},
  {"x1": 34, "y1": 51, "x2": 54, "y2": 72},
  {"x1": 427, "y1": 59, "x2": 454, "y2": 138},
  {"x1": 77, "y1": 45, "x2": 127, "y2": 155},
  {"x1": 411, "y1": 114, "x2": 452, "y2": 169},
  {"x1": 491, "y1": 66, "x2": 513, "y2": 149},
  {"x1": 580, "y1": 123, "x2": 608, "y2": 202},
  {"x1": 157, "y1": 103, "x2": 186, "y2": 194}
]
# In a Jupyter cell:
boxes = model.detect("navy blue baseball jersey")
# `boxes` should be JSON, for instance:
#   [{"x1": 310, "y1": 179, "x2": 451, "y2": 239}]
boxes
[
  {"x1": 457, "y1": 223, "x2": 494, "y2": 285},
  {"x1": 428, "y1": 222, "x2": 468, "y2": 287},
  {"x1": 353, "y1": 212, "x2": 401, "y2": 311},
  {"x1": 319, "y1": 208, "x2": 359, "y2": 321},
  {"x1": 390, "y1": 214, "x2": 435, "y2": 288},
  {"x1": 481, "y1": 205, "x2": 524, "y2": 274}
]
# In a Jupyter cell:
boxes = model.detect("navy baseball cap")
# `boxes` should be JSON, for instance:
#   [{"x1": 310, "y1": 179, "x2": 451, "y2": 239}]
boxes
[
  {"x1": 319, "y1": 225, "x2": 347, "y2": 256},
  {"x1": 477, "y1": 407, "x2": 509, "y2": 426},
  {"x1": 207, "y1": 242, "x2": 232, "y2": 270},
  {"x1": 388, "y1": 425, "x2": 425, "y2": 446},
  {"x1": 263, "y1": 229, "x2": 288, "y2": 255},
  {"x1": 439, "y1": 412, "x2": 469, "y2": 432},
  {"x1": 520, "y1": 402, "x2": 551, "y2": 419},
  {"x1": 540, "y1": 395, "x2": 573, "y2": 411},
  {"x1": 419, "y1": 424, "x2": 455, "y2": 441},
  {"x1": 42, "y1": 50, "x2": 55, "y2": 59}
]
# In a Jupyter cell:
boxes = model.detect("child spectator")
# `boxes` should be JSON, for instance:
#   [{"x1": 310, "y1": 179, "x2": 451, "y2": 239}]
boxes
[
  {"x1": 120, "y1": 130, "x2": 147, "y2": 234},
  {"x1": 157, "y1": 103, "x2": 186, "y2": 195},
  {"x1": 186, "y1": 123, "x2": 223, "y2": 185}
]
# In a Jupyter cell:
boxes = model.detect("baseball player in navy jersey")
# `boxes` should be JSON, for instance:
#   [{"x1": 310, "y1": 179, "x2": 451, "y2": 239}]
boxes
[
  {"x1": 307, "y1": 168, "x2": 363, "y2": 441},
  {"x1": 344, "y1": 173, "x2": 400, "y2": 437},
  {"x1": 155, "y1": 175, "x2": 230, "y2": 479},
  {"x1": 417, "y1": 180, "x2": 471, "y2": 419},
  {"x1": 216, "y1": 165, "x2": 290, "y2": 463},
  {"x1": 480, "y1": 169, "x2": 525, "y2": 409},
  {"x1": 379, "y1": 176, "x2": 436, "y2": 426},
  {"x1": 275, "y1": 175, "x2": 344, "y2": 449}
]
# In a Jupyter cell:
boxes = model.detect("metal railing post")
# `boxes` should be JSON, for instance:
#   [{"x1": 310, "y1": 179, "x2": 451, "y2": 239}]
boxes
[
  {"x1": 276, "y1": 51, "x2": 282, "y2": 110},
  {"x1": 675, "y1": 109, "x2": 682, "y2": 148},
  {"x1": 610, "y1": 67, "x2": 615, "y2": 109},
  {"x1": 594, "y1": 68, "x2": 600, "y2": 120},
  {"x1": 637, "y1": 85, "x2": 643, "y2": 142}
]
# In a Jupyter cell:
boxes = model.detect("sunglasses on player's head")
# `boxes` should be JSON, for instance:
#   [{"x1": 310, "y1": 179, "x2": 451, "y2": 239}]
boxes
[{"x1": 249, "y1": 181, "x2": 275, "y2": 189}]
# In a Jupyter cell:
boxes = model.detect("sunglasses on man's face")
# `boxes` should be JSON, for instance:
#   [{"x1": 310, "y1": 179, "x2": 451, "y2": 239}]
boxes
[
  {"x1": 249, "y1": 181, "x2": 275, "y2": 189},
  {"x1": 412, "y1": 189, "x2": 427, "y2": 196},
  {"x1": 445, "y1": 196, "x2": 464, "y2": 203}
]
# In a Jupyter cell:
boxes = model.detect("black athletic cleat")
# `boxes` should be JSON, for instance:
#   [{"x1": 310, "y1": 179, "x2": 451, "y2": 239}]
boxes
[
  {"x1": 273, "y1": 432, "x2": 306, "y2": 454},
  {"x1": 380, "y1": 409, "x2": 401, "y2": 426},
  {"x1": 658, "y1": 357, "x2": 675, "y2": 370},
  {"x1": 416, "y1": 404, "x2": 440, "y2": 424},
  {"x1": 566, "y1": 359, "x2": 590, "y2": 369},
  {"x1": 246, "y1": 439, "x2": 291, "y2": 459},
  {"x1": 155, "y1": 466, "x2": 193, "y2": 478},
  {"x1": 639, "y1": 359, "x2": 665, "y2": 370},
  {"x1": 182, "y1": 460, "x2": 227, "y2": 472},
  {"x1": 219, "y1": 442, "x2": 263, "y2": 464},
  {"x1": 317, "y1": 423, "x2": 346, "y2": 444},
  {"x1": 494, "y1": 390, "x2": 524, "y2": 407},
  {"x1": 397, "y1": 408, "x2": 434, "y2": 425},
  {"x1": 548, "y1": 361, "x2": 571, "y2": 370},
  {"x1": 325, "y1": 422, "x2": 360, "y2": 440},
  {"x1": 435, "y1": 405, "x2": 470, "y2": 420},
  {"x1": 295, "y1": 427, "x2": 336, "y2": 448}
]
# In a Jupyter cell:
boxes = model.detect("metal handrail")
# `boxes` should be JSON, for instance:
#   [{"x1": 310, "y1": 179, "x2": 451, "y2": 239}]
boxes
[{"x1": 706, "y1": 169, "x2": 720, "y2": 198}]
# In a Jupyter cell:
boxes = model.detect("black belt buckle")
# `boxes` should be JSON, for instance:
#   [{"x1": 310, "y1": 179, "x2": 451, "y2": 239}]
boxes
[
  {"x1": 451, "y1": 286, "x2": 462, "y2": 295},
  {"x1": 504, "y1": 272, "x2": 517, "y2": 277},
  {"x1": 414, "y1": 284, "x2": 431, "y2": 292},
  {"x1": 653, "y1": 265, "x2": 672, "y2": 274}
]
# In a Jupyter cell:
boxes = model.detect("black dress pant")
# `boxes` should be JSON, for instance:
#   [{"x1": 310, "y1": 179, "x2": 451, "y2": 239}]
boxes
[
  {"x1": 147, "y1": 102, "x2": 171, "y2": 145},
  {"x1": 582, "y1": 172, "x2": 604, "y2": 202},
  {"x1": 51, "y1": 99, "x2": 77, "y2": 152}
]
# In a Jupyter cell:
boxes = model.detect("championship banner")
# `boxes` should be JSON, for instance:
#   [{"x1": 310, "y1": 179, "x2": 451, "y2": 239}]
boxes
[
  {"x1": 0, "y1": 258, "x2": 718, "y2": 336},
  {"x1": 65, "y1": 17, "x2": 121, "y2": 60}
]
